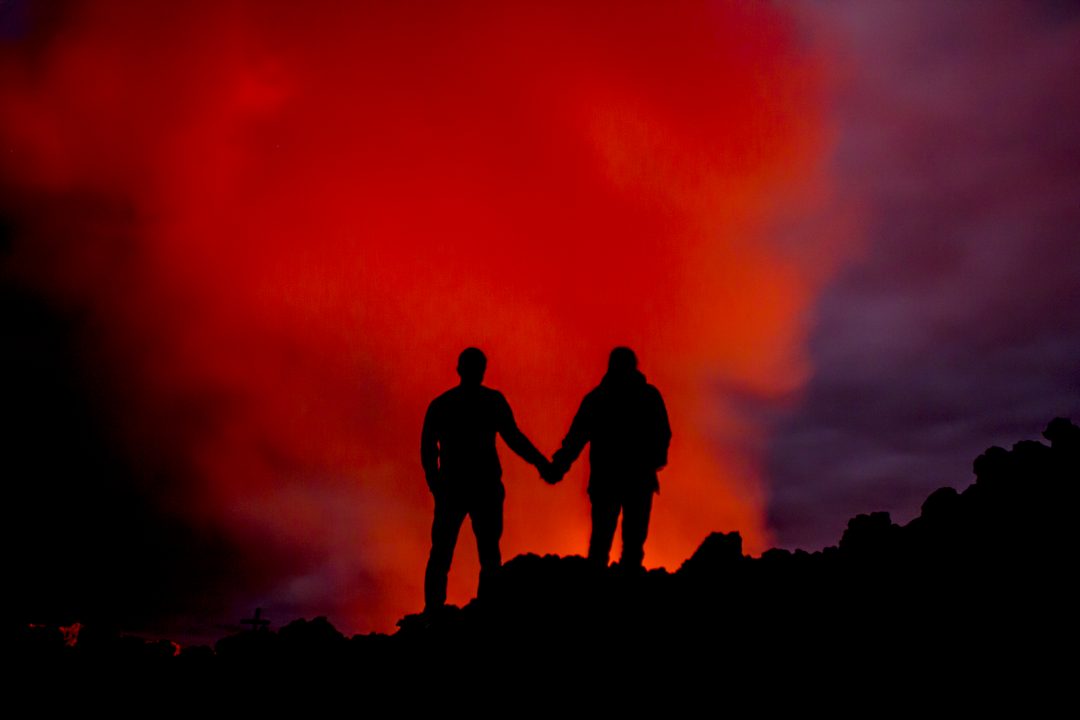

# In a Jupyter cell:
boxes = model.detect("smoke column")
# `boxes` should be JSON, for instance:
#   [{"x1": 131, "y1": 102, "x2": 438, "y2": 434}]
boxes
[{"x1": 1, "y1": 1, "x2": 850, "y2": 633}]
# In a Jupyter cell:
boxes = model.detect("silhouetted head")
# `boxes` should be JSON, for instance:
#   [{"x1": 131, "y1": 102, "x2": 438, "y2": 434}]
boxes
[
  {"x1": 607, "y1": 347, "x2": 638, "y2": 378},
  {"x1": 457, "y1": 347, "x2": 487, "y2": 386}
]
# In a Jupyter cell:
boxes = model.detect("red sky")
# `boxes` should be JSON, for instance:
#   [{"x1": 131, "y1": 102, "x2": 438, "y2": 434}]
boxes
[{"x1": 2, "y1": 1, "x2": 857, "y2": 634}]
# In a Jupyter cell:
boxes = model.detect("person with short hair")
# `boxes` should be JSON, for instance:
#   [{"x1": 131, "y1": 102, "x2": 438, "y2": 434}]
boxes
[{"x1": 421, "y1": 347, "x2": 551, "y2": 612}]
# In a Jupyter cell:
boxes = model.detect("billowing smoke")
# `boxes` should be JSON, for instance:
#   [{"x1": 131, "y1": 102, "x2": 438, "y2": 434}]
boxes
[
  {"x1": 2, "y1": 1, "x2": 848, "y2": 634},
  {"x1": 767, "y1": 1, "x2": 1080, "y2": 551}
]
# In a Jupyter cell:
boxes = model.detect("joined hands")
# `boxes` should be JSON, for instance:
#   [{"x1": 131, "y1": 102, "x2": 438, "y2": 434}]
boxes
[{"x1": 538, "y1": 458, "x2": 566, "y2": 485}]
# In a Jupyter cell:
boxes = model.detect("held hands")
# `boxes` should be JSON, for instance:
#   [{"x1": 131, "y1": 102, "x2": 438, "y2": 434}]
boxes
[{"x1": 538, "y1": 457, "x2": 566, "y2": 485}]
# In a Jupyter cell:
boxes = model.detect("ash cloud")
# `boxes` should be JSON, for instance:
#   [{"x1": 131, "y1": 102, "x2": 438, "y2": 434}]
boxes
[{"x1": 768, "y1": 1, "x2": 1080, "y2": 549}]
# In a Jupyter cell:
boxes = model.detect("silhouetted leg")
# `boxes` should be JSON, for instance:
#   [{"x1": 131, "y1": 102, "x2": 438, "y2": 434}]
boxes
[
  {"x1": 619, "y1": 488, "x2": 653, "y2": 569},
  {"x1": 588, "y1": 491, "x2": 620, "y2": 567},
  {"x1": 470, "y1": 482, "x2": 505, "y2": 598},
  {"x1": 425, "y1": 492, "x2": 467, "y2": 611}
]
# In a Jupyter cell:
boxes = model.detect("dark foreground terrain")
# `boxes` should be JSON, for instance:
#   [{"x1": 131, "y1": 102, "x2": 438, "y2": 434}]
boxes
[{"x1": 11, "y1": 417, "x2": 1077, "y2": 698}]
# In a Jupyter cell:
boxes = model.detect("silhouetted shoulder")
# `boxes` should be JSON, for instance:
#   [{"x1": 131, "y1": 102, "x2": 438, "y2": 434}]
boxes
[
  {"x1": 424, "y1": 389, "x2": 452, "y2": 423},
  {"x1": 430, "y1": 386, "x2": 461, "y2": 405},
  {"x1": 429, "y1": 384, "x2": 492, "y2": 406},
  {"x1": 483, "y1": 386, "x2": 509, "y2": 403},
  {"x1": 647, "y1": 383, "x2": 668, "y2": 409},
  {"x1": 425, "y1": 385, "x2": 511, "y2": 421},
  {"x1": 471, "y1": 386, "x2": 513, "y2": 415},
  {"x1": 581, "y1": 385, "x2": 604, "y2": 407},
  {"x1": 486, "y1": 387, "x2": 517, "y2": 424}
]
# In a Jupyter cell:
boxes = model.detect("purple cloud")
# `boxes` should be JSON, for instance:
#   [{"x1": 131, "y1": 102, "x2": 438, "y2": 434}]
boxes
[{"x1": 767, "y1": 1, "x2": 1080, "y2": 549}]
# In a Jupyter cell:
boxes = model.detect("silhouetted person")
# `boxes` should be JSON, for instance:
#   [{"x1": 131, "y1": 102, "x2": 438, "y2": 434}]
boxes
[
  {"x1": 547, "y1": 347, "x2": 671, "y2": 569},
  {"x1": 421, "y1": 347, "x2": 550, "y2": 613}
]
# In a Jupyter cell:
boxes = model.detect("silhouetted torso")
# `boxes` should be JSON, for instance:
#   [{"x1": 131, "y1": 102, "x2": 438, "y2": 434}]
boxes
[
  {"x1": 556, "y1": 369, "x2": 671, "y2": 494},
  {"x1": 422, "y1": 385, "x2": 543, "y2": 486}
]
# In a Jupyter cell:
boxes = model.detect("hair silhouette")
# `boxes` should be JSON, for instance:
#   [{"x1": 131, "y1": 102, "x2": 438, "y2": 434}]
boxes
[{"x1": 456, "y1": 347, "x2": 487, "y2": 386}]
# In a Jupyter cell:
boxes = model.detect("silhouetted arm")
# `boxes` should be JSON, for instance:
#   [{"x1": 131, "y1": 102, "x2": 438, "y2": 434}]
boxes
[
  {"x1": 652, "y1": 387, "x2": 672, "y2": 470},
  {"x1": 420, "y1": 401, "x2": 440, "y2": 491},
  {"x1": 495, "y1": 394, "x2": 548, "y2": 468},
  {"x1": 552, "y1": 394, "x2": 593, "y2": 473}
]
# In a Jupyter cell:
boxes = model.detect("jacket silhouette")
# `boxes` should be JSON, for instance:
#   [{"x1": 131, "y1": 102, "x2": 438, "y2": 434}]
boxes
[
  {"x1": 551, "y1": 347, "x2": 671, "y2": 569},
  {"x1": 421, "y1": 348, "x2": 548, "y2": 611}
]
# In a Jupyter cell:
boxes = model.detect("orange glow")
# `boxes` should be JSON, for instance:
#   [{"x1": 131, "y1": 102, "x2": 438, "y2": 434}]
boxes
[{"x1": 1, "y1": 1, "x2": 851, "y2": 632}]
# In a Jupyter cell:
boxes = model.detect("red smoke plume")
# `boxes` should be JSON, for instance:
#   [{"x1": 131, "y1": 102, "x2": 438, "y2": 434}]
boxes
[{"x1": 1, "y1": 1, "x2": 847, "y2": 632}]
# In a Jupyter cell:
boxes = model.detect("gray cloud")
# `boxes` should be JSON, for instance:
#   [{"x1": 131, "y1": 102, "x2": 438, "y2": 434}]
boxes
[{"x1": 767, "y1": 1, "x2": 1080, "y2": 549}]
